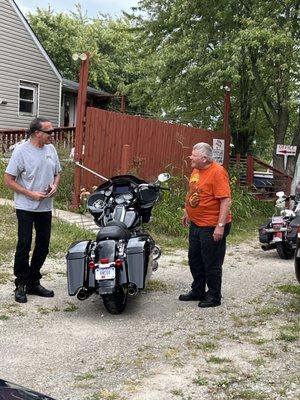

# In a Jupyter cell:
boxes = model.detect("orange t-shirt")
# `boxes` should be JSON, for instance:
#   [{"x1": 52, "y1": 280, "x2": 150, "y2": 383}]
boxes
[{"x1": 185, "y1": 162, "x2": 232, "y2": 227}]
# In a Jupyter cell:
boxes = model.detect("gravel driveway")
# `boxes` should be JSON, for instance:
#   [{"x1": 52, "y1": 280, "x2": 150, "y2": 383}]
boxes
[{"x1": 0, "y1": 239, "x2": 299, "y2": 400}]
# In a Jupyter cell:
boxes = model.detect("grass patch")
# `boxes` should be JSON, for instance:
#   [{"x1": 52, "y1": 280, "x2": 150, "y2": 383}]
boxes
[
  {"x1": 0, "y1": 205, "x2": 93, "y2": 263},
  {"x1": 146, "y1": 279, "x2": 171, "y2": 292},
  {"x1": 193, "y1": 373, "x2": 208, "y2": 386},
  {"x1": 170, "y1": 388, "x2": 184, "y2": 396},
  {"x1": 0, "y1": 315, "x2": 9, "y2": 321},
  {"x1": 74, "y1": 372, "x2": 95, "y2": 381},
  {"x1": 278, "y1": 322, "x2": 299, "y2": 342},
  {"x1": 277, "y1": 284, "x2": 300, "y2": 296},
  {"x1": 206, "y1": 355, "x2": 231, "y2": 364},
  {"x1": 37, "y1": 306, "x2": 60, "y2": 315},
  {"x1": 63, "y1": 302, "x2": 78, "y2": 312}
]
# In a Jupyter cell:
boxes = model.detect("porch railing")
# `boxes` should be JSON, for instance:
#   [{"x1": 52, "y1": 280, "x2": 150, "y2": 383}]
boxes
[
  {"x1": 0, "y1": 127, "x2": 76, "y2": 155},
  {"x1": 229, "y1": 154, "x2": 293, "y2": 198}
]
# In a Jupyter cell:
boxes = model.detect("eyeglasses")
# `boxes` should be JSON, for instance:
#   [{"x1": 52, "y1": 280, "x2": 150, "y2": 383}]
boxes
[{"x1": 38, "y1": 129, "x2": 54, "y2": 135}]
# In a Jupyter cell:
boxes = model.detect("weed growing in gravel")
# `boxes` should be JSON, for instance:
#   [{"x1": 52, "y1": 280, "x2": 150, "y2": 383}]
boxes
[
  {"x1": 278, "y1": 322, "x2": 299, "y2": 342},
  {"x1": 37, "y1": 306, "x2": 60, "y2": 315},
  {"x1": 0, "y1": 302, "x2": 25, "y2": 317},
  {"x1": 249, "y1": 357, "x2": 266, "y2": 367},
  {"x1": 206, "y1": 355, "x2": 232, "y2": 364},
  {"x1": 63, "y1": 302, "x2": 78, "y2": 312},
  {"x1": 89, "y1": 389, "x2": 126, "y2": 400},
  {"x1": 192, "y1": 373, "x2": 208, "y2": 386},
  {"x1": 0, "y1": 315, "x2": 9, "y2": 320},
  {"x1": 170, "y1": 388, "x2": 184, "y2": 396},
  {"x1": 75, "y1": 372, "x2": 95, "y2": 381},
  {"x1": 146, "y1": 279, "x2": 171, "y2": 292}
]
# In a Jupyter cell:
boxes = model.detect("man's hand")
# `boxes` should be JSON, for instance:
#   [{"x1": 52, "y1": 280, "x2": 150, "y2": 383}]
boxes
[
  {"x1": 213, "y1": 225, "x2": 224, "y2": 241},
  {"x1": 45, "y1": 184, "x2": 58, "y2": 197},
  {"x1": 182, "y1": 210, "x2": 190, "y2": 227},
  {"x1": 29, "y1": 191, "x2": 48, "y2": 201}
]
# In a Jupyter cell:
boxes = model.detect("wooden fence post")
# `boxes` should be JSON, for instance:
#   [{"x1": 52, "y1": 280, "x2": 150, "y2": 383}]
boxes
[
  {"x1": 236, "y1": 153, "x2": 240, "y2": 187},
  {"x1": 246, "y1": 154, "x2": 254, "y2": 186}
]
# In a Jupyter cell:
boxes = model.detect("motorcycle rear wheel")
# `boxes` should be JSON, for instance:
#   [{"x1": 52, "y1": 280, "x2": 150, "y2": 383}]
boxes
[
  {"x1": 101, "y1": 286, "x2": 128, "y2": 314},
  {"x1": 276, "y1": 242, "x2": 294, "y2": 259}
]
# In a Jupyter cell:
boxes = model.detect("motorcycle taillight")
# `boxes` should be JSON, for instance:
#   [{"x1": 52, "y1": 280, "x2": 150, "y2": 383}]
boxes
[
  {"x1": 115, "y1": 259, "x2": 123, "y2": 268},
  {"x1": 88, "y1": 261, "x2": 95, "y2": 269},
  {"x1": 100, "y1": 258, "x2": 109, "y2": 264}
]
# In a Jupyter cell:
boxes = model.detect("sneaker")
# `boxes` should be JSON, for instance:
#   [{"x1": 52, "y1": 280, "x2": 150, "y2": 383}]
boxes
[
  {"x1": 26, "y1": 284, "x2": 54, "y2": 297},
  {"x1": 179, "y1": 290, "x2": 206, "y2": 301},
  {"x1": 15, "y1": 284, "x2": 27, "y2": 303}
]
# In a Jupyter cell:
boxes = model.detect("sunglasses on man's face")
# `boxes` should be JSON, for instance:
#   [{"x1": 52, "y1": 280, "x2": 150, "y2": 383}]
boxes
[{"x1": 38, "y1": 129, "x2": 54, "y2": 135}]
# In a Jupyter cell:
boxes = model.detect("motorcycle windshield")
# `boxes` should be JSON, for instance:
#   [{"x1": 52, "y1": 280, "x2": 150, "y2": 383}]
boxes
[{"x1": 95, "y1": 175, "x2": 147, "y2": 192}]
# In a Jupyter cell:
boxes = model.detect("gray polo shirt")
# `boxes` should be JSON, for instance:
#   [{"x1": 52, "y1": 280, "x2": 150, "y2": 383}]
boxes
[{"x1": 5, "y1": 140, "x2": 62, "y2": 212}]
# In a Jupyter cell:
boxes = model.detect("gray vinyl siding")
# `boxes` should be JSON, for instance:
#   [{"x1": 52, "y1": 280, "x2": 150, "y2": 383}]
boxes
[{"x1": 0, "y1": 0, "x2": 61, "y2": 129}]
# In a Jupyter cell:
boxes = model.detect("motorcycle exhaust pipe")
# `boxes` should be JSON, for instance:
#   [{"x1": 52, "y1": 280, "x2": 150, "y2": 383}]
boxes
[
  {"x1": 128, "y1": 283, "x2": 139, "y2": 297},
  {"x1": 77, "y1": 288, "x2": 92, "y2": 301}
]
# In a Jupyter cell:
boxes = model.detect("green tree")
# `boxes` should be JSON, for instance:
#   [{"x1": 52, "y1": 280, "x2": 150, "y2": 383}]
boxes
[
  {"x1": 27, "y1": 5, "x2": 138, "y2": 97},
  {"x1": 128, "y1": 0, "x2": 300, "y2": 172}
]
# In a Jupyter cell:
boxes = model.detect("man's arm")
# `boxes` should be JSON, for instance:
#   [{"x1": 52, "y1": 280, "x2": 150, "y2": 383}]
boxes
[
  {"x1": 4, "y1": 173, "x2": 47, "y2": 201},
  {"x1": 213, "y1": 197, "x2": 231, "y2": 241},
  {"x1": 47, "y1": 173, "x2": 61, "y2": 197}
]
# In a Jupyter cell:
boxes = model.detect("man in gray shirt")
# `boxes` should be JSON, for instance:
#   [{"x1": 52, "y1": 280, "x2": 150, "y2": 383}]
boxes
[{"x1": 4, "y1": 117, "x2": 61, "y2": 303}]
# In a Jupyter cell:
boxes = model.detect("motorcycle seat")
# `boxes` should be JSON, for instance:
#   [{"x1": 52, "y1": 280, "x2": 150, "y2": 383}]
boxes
[{"x1": 96, "y1": 221, "x2": 131, "y2": 241}]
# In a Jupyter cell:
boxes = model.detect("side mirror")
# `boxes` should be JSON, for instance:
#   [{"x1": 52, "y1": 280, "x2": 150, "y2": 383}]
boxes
[
  {"x1": 276, "y1": 191, "x2": 285, "y2": 198},
  {"x1": 157, "y1": 172, "x2": 171, "y2": 183}
]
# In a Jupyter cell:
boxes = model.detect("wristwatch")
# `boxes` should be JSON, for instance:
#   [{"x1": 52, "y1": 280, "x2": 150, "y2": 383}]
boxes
[{"x1": 218, "y1": 222, "x2": 225, "y2": 227}]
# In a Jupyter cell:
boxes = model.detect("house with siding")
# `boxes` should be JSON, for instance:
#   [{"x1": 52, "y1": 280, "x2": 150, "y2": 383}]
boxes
[{"x1": 0, "y1": 0, "x2": 112, "y2": 129}]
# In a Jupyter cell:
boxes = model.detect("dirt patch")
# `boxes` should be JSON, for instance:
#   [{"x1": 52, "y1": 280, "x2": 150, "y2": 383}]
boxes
[{"x1": 0, "y1": 240, "x2": 299, "y2": 400}]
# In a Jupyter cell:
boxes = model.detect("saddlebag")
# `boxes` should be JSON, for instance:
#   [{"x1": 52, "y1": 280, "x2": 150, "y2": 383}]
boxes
[
  {"x1": 66, "y1": 241, "x2": 90, "y2": 295},
  {"x1": 287, "y1": 216, "x2": 300, "y2": 243},
  {"x1": 258, "y1": 220, "x2": 271, "y2": 243},
  {"x1": 127, "y1": 236, "x2": 152, "y2": 289}
]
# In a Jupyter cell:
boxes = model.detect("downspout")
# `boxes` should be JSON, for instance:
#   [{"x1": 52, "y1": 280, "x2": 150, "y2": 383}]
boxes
[{"x1": 58, "y1": 80, "x2": 62, "y2": 127}]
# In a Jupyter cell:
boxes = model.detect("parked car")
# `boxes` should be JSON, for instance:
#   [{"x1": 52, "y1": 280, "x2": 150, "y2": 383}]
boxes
[{"x1": 0, "y1": 378, "x2": 55, "y2": 400}]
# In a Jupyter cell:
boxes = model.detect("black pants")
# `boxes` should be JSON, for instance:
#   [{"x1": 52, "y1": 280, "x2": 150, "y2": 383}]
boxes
[
  {"x1": 14, "y1": 210, "x2": 52, "y2": 287},
  {"x1": 188, "y1": 222, "x2": 231, "y2": 301}
]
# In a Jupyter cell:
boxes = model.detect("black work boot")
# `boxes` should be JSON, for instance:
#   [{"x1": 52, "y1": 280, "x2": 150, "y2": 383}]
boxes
[
  {"x1": 179, "y1": 290, "x2": 206, "y2": 301},
  {"x1": 26, "y1": 284, "x2": 54, "y2": 297},
  {"x1": 14, "y1": 284, "x2": 27, "y2": 303},
  {"x1": 198, "y1": 295, "x2": 221, "y2": 308}
]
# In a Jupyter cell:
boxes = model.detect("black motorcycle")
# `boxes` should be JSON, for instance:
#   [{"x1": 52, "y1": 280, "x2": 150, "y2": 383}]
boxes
[
  {"x1": 66, "y1": 172, "x2": 170, "y2": 314},
  {"x1": 259, "y1": 191, "x2": 300, "y2": 259}
]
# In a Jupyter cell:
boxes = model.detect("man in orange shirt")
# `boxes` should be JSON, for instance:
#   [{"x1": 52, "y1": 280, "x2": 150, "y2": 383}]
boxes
[{"x1": 179, "y1": 142, "x2": 231, "y2": 307}]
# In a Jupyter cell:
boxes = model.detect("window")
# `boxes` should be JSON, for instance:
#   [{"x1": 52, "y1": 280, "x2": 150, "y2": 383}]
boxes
[{"x1": 19, "y1": 81, "x2": 39, "y2": 115}]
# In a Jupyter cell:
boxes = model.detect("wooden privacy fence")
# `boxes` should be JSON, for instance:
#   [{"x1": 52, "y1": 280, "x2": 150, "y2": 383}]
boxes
[
  {"x1": 0, "y1": 127, "x2": 75, "y2": 154},
  {"x1": 79, "y1": 107, "x2": 230, "y2": 190}
]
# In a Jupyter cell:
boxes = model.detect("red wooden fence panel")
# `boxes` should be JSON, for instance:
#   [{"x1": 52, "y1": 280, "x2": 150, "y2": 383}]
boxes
[{"x1": 80, "y1": 107, "x2": 230, "y2": 189}]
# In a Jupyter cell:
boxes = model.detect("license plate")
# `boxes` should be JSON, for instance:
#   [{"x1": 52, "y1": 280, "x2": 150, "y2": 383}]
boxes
[
  {"x1": 95, "y1": 264, "x2": 115, "y2": 280},
  {"x1": 272, "y1": 216, "x2": 283, "y2": 223}
]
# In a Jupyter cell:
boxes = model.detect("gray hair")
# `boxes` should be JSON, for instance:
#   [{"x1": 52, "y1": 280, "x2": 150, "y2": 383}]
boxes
[{"x1": 193, "y1": 142, "x2": 213, "y2": 162}]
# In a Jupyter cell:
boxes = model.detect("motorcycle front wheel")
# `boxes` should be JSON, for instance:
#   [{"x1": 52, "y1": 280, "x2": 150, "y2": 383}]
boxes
[
  {"x1": 101, "y1": 286, "x2": 128, "y2": 314},
  {"x1": 276, "y1": 242, "x2": 294, "y2": 260}
]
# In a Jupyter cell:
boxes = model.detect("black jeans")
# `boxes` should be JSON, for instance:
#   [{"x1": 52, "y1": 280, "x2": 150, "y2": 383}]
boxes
[
  {"x1": 188, "y1": 222, "x2": 231, "y2": 301},
  {"x1": 14, "y1": 210, "x2": 52, "y2": 287}
]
